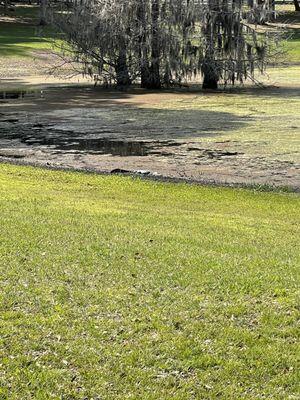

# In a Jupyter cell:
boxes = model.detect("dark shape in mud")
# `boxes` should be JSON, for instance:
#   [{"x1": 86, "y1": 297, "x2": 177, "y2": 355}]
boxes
[
  {"x1": 0, "y1": 152, "x2": 25, "y2": 159},
  {"x1": 203, "y1": 149, "x2": 239, "y2": 158},
  {"x1": 0, "y1": 118, "x2": 19, "y2": 123},
  {"x1": 111, "y1": 168, "x2": 131, "y2": 174},
  {"x1": 187, "y1": 147, "x2": 241, "y2": 158},
  {"x1": 0, "y1": 90, "x2": 42, "y2": 101}
]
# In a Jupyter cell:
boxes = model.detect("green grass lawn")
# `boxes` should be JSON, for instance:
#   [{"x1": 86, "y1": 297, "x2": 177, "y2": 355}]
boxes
[
  {"x1": 0, "y1": 6, "x2": 56, "y2": 57},
  {"x1": 278, "y1": 7, "x2": 300, "y2": 63},
  {"x1": 0, "y1": 23, "x2": 54, "y2": 57},
  {"x1": 0, "y1": 5, "x2": 299, "y2": 62},
  {"x1": 0, "y1": 164, "x2": 299, "y2": 399}
]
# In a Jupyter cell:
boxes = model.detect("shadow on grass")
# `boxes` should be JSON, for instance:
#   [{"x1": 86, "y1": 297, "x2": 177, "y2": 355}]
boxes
[
  {"x1": 0, "y1": 5, "x2": 40, "y2": 20},
  {"x1": 276, "y1": 10, "x2": 300, "y2": 25},
  {"x1": 0, "y1": 22, "x2": 53, "y2": 56},
  {"x1": 0, "y1": 44, "x2": 38, "y2": 57},
  {"x1": 223, "y1": 84, "x2": 300, "y2": 99}
]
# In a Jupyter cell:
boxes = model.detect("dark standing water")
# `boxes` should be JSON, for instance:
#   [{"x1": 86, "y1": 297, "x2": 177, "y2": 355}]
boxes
[
  {"x1": 0, "y1": 89, "x2": 43, "y2": 101},
  {"x1": 20, "y1": 136, "x2": 152, "y2": 156}
]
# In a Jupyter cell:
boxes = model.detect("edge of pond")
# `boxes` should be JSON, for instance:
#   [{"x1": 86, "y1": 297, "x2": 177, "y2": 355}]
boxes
[{"x1": 1, "y1": 158, "x2": 299, "y2": 194}]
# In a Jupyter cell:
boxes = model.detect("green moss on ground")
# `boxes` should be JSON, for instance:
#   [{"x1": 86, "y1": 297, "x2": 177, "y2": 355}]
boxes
[{"x1": 149, "y1": 66, "x2": 300, "y2": 164}]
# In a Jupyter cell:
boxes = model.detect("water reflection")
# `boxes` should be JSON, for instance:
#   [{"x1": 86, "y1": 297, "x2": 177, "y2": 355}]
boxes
[
  {"x1": 20, "y1": 136, "x2": 152, "y2": 156},
  {"x1": 0, "y1": 90, "x2": 42, "y2": 100}
]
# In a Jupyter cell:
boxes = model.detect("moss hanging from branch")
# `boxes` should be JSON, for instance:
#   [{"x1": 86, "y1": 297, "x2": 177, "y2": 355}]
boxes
[{"x1": 53, "y1": 0, "x2": 278, "y2": 89}]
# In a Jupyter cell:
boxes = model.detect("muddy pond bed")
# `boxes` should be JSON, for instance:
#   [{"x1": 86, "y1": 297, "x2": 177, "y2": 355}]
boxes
[{"x1": 0, "y1": 86, "x2": 299, "y2": 189}]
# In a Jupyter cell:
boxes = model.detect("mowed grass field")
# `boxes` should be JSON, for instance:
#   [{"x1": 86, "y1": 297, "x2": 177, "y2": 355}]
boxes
[
  {"x1": 0, "y1": 6, "x2": 56, "y2": 57},
  {"x1": 0, "y1": 5, "x2": 299, "y2": 61},
  {"x1": 0, "y1": 164, "x2": 299, "y2": 399}
]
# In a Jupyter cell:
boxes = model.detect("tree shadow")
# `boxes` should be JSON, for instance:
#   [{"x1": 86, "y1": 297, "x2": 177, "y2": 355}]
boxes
[
  {"x1": 0, "y1": 21, "x2": 53, "y2": 56},
  {"x1": 217, "y1": 82, "x2": 300, "y2": 99},
  {"x1": 37, "y1": 107, "x2": 247, "y2": 140},
  {"x1": 0, "y1": 87, "x2": 250, "y2": 148}
]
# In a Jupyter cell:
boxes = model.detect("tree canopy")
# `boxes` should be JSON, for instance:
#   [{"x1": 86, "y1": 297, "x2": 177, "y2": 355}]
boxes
[{"x1": 54, "y1": 0, "x2": 278, "y2": 89}]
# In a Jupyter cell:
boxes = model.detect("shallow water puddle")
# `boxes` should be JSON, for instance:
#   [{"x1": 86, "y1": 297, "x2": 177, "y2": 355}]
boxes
[
  {"x1": 0, "y1": 89, "x2": 43, "y2": 101},
  {"x1": 20, "y1": 136, "x2": 152, "y2": 156}
]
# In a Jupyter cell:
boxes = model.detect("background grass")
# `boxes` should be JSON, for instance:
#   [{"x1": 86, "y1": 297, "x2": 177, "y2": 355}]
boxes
[
  {"x1": 277, "y1": 7, "x2": 300, "y2": 62},
  {"x1": 0, "y1": 6, "x2": 56, "y2": 57},
  {"x1": 0, "y1": 5, "x2": 299, "y2": 61},
  {"x1": 0, "y1": 163, "x2": 299, "y2": 399}
]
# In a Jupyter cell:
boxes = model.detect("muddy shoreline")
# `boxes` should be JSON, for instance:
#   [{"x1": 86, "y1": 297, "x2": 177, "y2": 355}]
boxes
[
  {"x1": 1, "y1": 158, "x2": 298, "y2": 193},
  {"x1": 0, "y1": 84, "x2": 299, "y2": 190}
]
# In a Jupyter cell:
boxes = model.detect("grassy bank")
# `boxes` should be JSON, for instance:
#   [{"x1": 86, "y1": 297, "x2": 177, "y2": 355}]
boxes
[{"x1": 0, "y1": 164, "x2": 299, "y2": 399}]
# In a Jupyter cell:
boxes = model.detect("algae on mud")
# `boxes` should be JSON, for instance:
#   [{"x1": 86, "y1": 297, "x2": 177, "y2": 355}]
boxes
[{"x1": 0, "y1": 68, "x2": 299, "y2": 189}]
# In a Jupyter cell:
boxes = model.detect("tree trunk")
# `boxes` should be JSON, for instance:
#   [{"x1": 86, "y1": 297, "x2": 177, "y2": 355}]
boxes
[
  {"x1": 4, "y1": 0, "x2": 9, "y2": 14},
  {"x1": 294, "y1": 0, "x2": 300, "y2": 12},
  {"x1": 248, "y1": 0, "x2": 275, "y2": 23},
  {"x1": 39, "y1": 0, "x2": 48, "y2": 26},
  {"x1": 137, "y1": 1, "x2": 151, "y2": 89},
  {"x1": 141, "y1": 64, "x2": 151, "y2": 88},
  {"x1": 202, "y1": 1, "x2": 219, "y2": 90},
  {"x1": 137, "y1": 0, "x2": 161, "y2": 89},
  {"x1": 147, "y1": 0, "x2": 161, "y2": 89},
  {"x1": 202, "y1": 60, "x2": 219, "y2": 89},
  {"x1": 269, "y1": 0, "x2": 275, "y2": 21},
  {"x1": 115, "y1": 47, "x2": 131, "y2": 88}
]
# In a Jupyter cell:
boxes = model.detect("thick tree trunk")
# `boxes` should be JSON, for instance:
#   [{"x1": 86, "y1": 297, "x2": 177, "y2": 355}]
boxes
[
  {"x1": 202, "y1": 76, "x2": 218, "y2": 90},
  {"x1": 140, "y1": 0, "x2": 161, "y2": 89},
  {"x1": 202, "y1": 1, "x2": 219, "y2": 90},
  {"x1": 294, "y1": 0, "x2": 300, "y2": 12},
  {"x1": 202, "y1": 60, "x2": 219, "y2": 89},
  {"x1": 115, "y1": 46, "x2": 131, "y2": 88},
  {"x1": 137, "y1": 1, "x2": 152, "y2": 89},
  {"x1": 4, "y1": 0, "x2": 9, "y2": 14},
  {"x1": 147, "y1": 0, "x2": 161, "y2": 89},
  {"x1": 39, "y1": 0, "x2": 48, "y2": 26},
  {"x1": 141, "y1": 64, "x2": 150, "y2": 88}
]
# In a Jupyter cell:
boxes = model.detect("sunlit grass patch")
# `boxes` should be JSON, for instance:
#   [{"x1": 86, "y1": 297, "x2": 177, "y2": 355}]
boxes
[
  {"x1": 0, "y1": 6, "x2": 60, "y2": 57},
  {"x1": 0, "y1": 23, "x2": 55, "y2": 57},
  {"x1": 0, "y1": 163, "x2": 299, "y2": 399}
]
